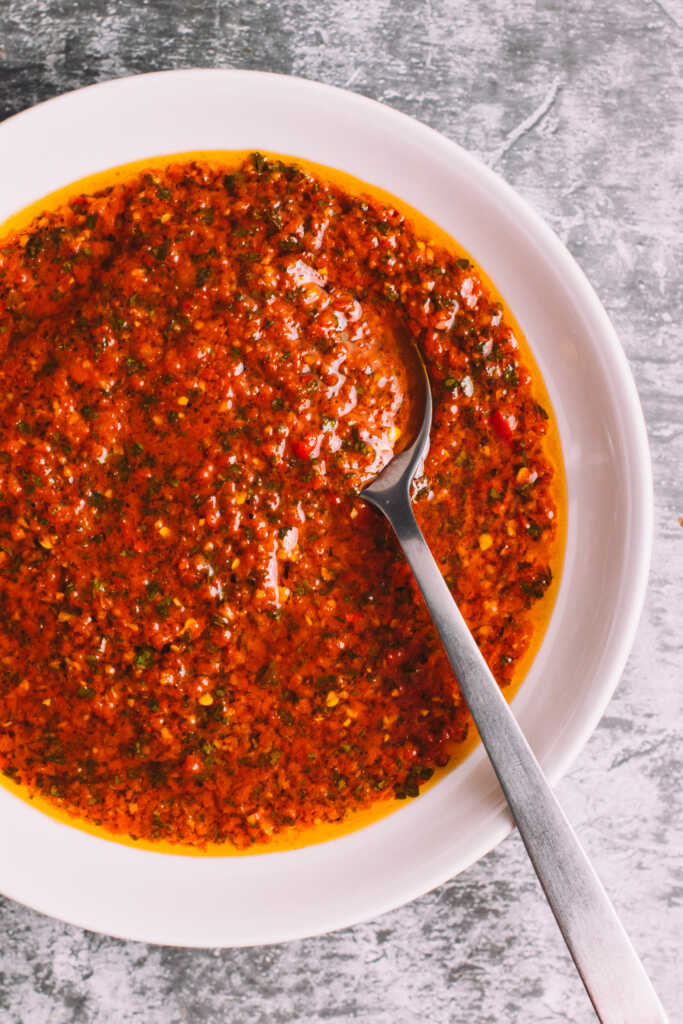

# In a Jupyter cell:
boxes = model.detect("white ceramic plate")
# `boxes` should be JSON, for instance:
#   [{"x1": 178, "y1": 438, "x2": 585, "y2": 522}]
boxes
[{"x1": 0, "y1": 70, "x2": 651, "y2": 947}]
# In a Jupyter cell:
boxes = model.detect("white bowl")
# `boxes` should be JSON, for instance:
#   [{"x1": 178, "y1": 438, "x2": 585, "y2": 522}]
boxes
[{"x1": 0, "y1": 69, "x2": 652, "y2": 947}]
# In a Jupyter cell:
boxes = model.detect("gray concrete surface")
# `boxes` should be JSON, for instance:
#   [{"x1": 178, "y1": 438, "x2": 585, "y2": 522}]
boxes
[{"x1": 0, "y1": 1, "x2": 681, "y2": 1021}]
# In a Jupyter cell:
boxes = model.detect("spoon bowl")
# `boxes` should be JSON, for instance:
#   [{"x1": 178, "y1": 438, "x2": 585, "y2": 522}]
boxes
[{"x1": 361, "y1": 344, "x2": 432, "y2": 510}]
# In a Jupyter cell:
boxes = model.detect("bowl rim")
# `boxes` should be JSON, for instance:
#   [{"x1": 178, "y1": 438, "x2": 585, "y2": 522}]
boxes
[{"x1": 0, "y1": 68, "x2": 653, "y2": 946}]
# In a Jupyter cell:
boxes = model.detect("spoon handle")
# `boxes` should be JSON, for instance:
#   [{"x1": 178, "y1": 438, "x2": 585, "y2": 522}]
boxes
[{"x1": 381, "y1": 495, "x2": 668, "y2": 1024}]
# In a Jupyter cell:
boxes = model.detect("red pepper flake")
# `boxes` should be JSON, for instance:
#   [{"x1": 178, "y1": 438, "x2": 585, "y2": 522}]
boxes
[
  {"x1": 292, "y1": 435, "x2": 317, "y2": 459},
  {"x1": 385, "y1": 648, "x2": 407, "y2": 668},
  {"x1": 491, "y1": 409, "x2": 517, "y2": 443},
  {"x1": 183, "y1": 754, "x2": 203, "y2": 776}
]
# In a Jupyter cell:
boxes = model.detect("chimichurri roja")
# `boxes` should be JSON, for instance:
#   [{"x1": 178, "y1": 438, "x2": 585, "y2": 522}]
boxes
[{"x1": 0, "y1": 153, "x2": 560, "y2": 850}]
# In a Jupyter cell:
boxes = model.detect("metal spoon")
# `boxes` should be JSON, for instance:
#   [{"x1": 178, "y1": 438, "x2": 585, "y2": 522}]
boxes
[{"x1": 360, "y1": 348, "x2": 667, "y2": 1024}]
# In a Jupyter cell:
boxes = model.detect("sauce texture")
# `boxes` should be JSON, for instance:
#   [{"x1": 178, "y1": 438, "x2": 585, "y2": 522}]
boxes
[{"x1": 0, "y1": 153, "x2": 559, "y2": 850}]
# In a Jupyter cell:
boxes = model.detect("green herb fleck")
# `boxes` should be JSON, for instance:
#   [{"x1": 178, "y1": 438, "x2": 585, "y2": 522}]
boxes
[
  {"x1": 195, "y1": 266, "x2": 211, "y2": 288},
  {"x1": 134, "y1": 647, "x2": 155, "y2": 670}
]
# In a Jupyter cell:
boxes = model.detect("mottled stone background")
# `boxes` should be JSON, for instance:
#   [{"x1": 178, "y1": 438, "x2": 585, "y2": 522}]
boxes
[{"x1": 0, "y1": 1, "x2": 681, "y2": 1021}]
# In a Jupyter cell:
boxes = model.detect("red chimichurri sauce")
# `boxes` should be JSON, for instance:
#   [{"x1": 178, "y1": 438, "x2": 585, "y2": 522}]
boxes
[{"x1": 0, "y1": 154, "x2": 558, "y2": 849}]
